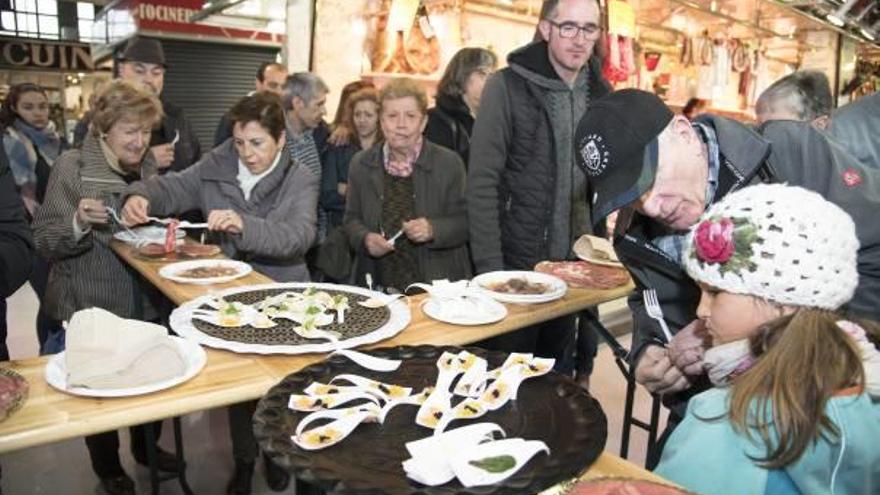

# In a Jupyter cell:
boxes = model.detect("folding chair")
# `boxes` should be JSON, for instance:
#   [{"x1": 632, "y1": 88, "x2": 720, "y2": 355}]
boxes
[{"x1": 583, "y1": 316, "x2": 663, "y2": 468}]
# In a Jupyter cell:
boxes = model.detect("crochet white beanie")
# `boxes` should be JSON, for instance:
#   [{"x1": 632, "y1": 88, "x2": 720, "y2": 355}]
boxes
[{"x1": 683, "y1": 184, "x2": 859, "y2": 310}]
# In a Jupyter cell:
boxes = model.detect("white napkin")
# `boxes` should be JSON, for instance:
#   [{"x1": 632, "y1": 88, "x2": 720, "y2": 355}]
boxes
[{"x1": 65, "y1": 308, "x2": 186, "y2": 390}]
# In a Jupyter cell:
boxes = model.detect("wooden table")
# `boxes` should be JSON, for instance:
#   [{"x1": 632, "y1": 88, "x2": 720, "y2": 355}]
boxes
[{"x1": 0, "y1": 241, "x2": 663, "y2": 488}]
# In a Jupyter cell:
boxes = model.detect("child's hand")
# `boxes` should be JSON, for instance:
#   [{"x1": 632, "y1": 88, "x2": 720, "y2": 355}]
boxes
[
  {"x1": 669, "y1": 319, "x2": 709, "y2": 376},
  {"x1": 635, "y1": 345, "x2": 692, "y2": 395}
]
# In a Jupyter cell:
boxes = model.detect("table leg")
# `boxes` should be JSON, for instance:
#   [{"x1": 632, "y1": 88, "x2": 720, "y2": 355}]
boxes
[
  {"x1": 143, "y1": 422, "x2": 160, "y2": 495},
  {"x1": 173, "y1": 417, "x2": 194, "y2": 495}
]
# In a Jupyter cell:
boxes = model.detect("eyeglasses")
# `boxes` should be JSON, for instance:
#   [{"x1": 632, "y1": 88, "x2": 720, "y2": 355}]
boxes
[{"x1": 546, "y1": 20, "x2": 601, "y2": 39}]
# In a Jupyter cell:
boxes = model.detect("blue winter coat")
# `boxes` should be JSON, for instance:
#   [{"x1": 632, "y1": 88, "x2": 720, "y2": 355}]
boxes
[{"x1": 655, "y1": 387, "x2": 880, "y2": 495}]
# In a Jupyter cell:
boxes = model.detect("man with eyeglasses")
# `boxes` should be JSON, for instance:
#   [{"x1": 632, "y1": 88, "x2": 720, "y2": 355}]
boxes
[{"x1": 468, "y1": 0, "x2": 610, "y2": 377}]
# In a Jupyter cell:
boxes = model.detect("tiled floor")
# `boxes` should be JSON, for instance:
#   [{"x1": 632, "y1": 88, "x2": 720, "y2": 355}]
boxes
[{"x1": 2, "y1": 285, "x2": 665, "y2": 494}]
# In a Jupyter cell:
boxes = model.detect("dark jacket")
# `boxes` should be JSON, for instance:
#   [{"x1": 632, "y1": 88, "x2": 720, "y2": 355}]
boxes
[
  {"x1": 343, "y1": 140, "x2": 471, "y2": 283},
  {"x1": 615, "y1": 116, "x2": 880, "y2": 417},
  {"x1": 320, "y1": 141, "x2": 359, "y2": 229},
  {"x1": 424, "y1": 93, "x2": 474, "y2": 165},
  {"x1": 152, "y1": 97, "x2": 201, "y2": 173},
  {"x1": 214, "y1": 114, "x2": 234, "y2": 148},
  {"x1": 829, "y1": 92, "x2": 880, "y2": 170},
  {"x1": 467, "y1": 41, "x2": 611, "y2": 273},
  {"x1": 33, "y1": 134, "x2": 158, "y2": 321},
  {"x1": 0, "y1": 148, "x2": 33, "y2": 297},
  {"x1": 125, "y1": 139, "x2": 319, "y2": 283}
]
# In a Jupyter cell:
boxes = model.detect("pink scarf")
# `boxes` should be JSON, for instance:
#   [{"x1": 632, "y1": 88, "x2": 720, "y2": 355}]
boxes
[{"x1": 383, "y1": 138, "x2": 422, "y2": 178}]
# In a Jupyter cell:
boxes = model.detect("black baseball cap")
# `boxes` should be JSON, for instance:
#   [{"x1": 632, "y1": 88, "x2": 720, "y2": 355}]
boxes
[{"x1": 575, "y1": 89, "x2": 674, "y2": 226}]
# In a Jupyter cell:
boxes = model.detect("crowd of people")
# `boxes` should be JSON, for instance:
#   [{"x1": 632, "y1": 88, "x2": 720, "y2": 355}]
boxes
[{"x1": 1, "y1": 0, "x2": 879, "y2": 494}]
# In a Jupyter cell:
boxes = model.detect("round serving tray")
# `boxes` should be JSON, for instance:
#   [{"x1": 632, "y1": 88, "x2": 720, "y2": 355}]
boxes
[
  {"x1": 254, "y1": 345, "x2": 607, "y2": 495},
  {"x1": 170, "y1": 283, "x2": 411, "y2": 355}
]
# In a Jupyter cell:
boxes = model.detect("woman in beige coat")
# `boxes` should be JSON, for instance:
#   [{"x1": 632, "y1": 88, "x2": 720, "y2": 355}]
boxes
[{"x1": 344, "y1": 78, "x2": 470, "y2": 292}]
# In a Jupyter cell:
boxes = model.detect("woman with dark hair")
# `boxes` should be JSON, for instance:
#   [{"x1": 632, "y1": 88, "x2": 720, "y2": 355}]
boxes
[
  {"x1": 424, "y1": 47, "x2": 497, "y2": 165},
  {"x1": 122, "y1": 91, "x2": 318, "y2": 495},
  {"x1": 1, "y1": 82, "x2": 67, "y2": 350},
  {"x1": 33, "y1": 79, "x2": 165, "y2": 495},
  {"x1": 345, "y1": 78, "x2": 470, "y2": 292}
]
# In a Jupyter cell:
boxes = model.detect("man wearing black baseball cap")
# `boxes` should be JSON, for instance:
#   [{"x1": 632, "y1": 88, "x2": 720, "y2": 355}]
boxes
[
  {"x1": 575, "y1": 88, "x2": 880, "y2": 454},
  {"x1": 116, "y1": 36, "x2": 201, "y2": 173}
]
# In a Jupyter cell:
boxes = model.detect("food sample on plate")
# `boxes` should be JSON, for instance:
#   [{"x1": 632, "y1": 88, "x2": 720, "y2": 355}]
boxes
[
  {"x1": 164, "y1": 220, "x2": 180, "y2": 253},
  {"x1": 483, "y1": 277, "x2": 550, "y2": 295},
  {"x1": 136, "y1": 243, "x2": 171, "y2": 258},
  {"x1": 178, "y1": 265, "x2": 242, "y2": 279},
  {"x1": 177, "y1": 243, "x2": 221, "y2": 259},
  {"x1": 534, "y1": 260, "x2": 630, "y2": 290},
  {"x1": 64, "y1": 307, "x2": 186, "y2": 389},
  {"x1": 567, "y1": 478, "x2": 697, "y2": 495},
  {"x1": 0, "y1": 368, "x2": 29, "y2": 422}
]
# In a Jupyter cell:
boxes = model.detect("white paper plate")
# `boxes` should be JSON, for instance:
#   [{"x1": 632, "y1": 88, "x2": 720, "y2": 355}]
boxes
[
  {"x1": 159, "y1": 260, "x2": 252, "y2": 285},
  {"x1": 421, "y1": 295, "x2": 508, "y2": 326},
  {"x1": 113, "y1": 225, "x2": 185, "y2": 245},
  {"x1": 169, "y1": 283, "x2": 412, "y2": 355},
  {"x1": 44, "y1": 336, "x2": 206, "y2": 398},
  {"x1": 471, "y1": 271, "x2": 567, "y2": 304}
]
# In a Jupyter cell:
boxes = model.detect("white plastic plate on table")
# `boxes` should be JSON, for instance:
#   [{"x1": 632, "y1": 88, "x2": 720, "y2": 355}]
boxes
[
  {"x1": 471, "y1": 271, "x2": 567, "y2": 304},
  {"x1": 113, "y1": 225, "x2": 185, "y2": 245},
  {"x1": 169, "y1": 283, "x2": 412, "y2": 355},
  {"x1": 44, "y1": 336, "x2": 206, "y2": 398},
  {"x1": 158, "y1": 260, "x2": 252, "y2": 285},
  {"x1": 421, "y1": 296, "x2": 507, "y2": 326}
]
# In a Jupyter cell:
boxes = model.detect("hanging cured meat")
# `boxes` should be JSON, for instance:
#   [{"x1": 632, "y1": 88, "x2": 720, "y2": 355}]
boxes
[{"x1": 404, "y1": 11, "x2": 441, "y2": 75}]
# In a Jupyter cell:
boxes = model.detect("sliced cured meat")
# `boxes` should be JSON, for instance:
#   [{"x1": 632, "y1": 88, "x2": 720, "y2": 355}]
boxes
[
  {"x1": 569, "y1": 478, "x2": 696, "y2": 495},
  {"x1": 0, "y1": 369, "x2": 28, "y2": 423},
  {"x1": 137, "y1": 243, "x2": 169, "y2": 258},
  {"x1": 177, "y1": 244, "x2": 221, "y2": 259},
  {"x1": 164, "y1": 220, "x2": 180, "y2": 253},
  {"x1": 534, "y1": 261, "x2": 630, "y2": 290}
]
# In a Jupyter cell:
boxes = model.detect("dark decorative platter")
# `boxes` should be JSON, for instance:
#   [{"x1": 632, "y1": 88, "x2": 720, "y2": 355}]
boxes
[
  {"x1": 192, "y1": 288, "x2": 391, "y2": 346},
  {"x1": 254, "y1": 345, "x2": 607, "y2": 495}
]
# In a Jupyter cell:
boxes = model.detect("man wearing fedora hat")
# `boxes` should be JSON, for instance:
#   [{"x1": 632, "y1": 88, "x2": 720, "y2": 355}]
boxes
[
  {"x1": 574, "y1": 89, "x2": 880, "y2": 459},
  {"x1": 117, "y1": 36, "x2": 201, "y2": 173}
]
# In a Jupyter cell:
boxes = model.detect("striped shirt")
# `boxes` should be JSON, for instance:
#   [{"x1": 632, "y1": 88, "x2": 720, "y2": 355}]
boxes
[{"x1": 286, "y1": 129, "x2": 325, "y2": 243}]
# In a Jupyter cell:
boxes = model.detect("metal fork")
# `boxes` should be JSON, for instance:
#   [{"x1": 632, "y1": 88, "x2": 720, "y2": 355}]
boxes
[
  {"x1": 105, "y1": 206, "x2": 145, "y2": 247},
  {"x1": 643, "y1": 289, "x2": 674, "y2": 343}
]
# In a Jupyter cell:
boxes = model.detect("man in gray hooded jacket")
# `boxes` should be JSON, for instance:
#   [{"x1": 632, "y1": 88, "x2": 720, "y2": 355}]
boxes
[{"x1": 467, "y1": 0, "x2": 610, "y2": 371}]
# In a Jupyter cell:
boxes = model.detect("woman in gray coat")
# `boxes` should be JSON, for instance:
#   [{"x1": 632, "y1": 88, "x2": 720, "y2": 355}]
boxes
[
  {"x1": 121, "y1": 92, "x2": 318, "y2": 495},
  {"x1": 344, "y1": 78, "x2": 470, "y2": 291},
  {"x1": 122, "y1": 92, "x2": 318, "y2": 283}
]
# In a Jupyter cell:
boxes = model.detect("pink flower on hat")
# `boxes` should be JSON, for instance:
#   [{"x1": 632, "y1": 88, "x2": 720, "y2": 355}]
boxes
[{"x1": 695, "y1": 218, "x2": 735, "y2": 264}]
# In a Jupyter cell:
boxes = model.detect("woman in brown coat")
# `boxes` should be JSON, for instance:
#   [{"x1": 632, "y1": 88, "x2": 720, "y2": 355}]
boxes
[{"x1": 344, "y1": 78, "x2": 470, "y2": 292}]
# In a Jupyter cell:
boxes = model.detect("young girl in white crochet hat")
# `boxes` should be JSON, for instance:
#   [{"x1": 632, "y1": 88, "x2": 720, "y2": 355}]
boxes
[{"x1": 654, "y1": 183, "x2": 880, "y2": 495}]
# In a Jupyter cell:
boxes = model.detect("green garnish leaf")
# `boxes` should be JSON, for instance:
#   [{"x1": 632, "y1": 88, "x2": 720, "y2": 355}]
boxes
[
  {"x1": 468, "y1": 455, "x2": 516, "y2": 473},
  {"x1": 305, "y1": 305, "x2": 321, "y2": 315}
]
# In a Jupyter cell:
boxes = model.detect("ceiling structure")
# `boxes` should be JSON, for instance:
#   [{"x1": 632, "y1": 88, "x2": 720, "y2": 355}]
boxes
[{"x1": 182, "y1": 0, "x2": 880, "y2": 53}]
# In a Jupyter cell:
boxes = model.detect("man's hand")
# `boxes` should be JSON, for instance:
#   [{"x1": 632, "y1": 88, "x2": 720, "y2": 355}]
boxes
[
  {"x1": 364, "y1": 232, "x2": 394, "y2": 257},
  {"x1": 634, "y1": 345, "x2": 692, "y2": 395},
  {"x1": 402, "y1": 217, "x2": 433, "y2": 243},
  {"x1": 668, "y1": 319, "x2": 709, "y2": 376},
  {"x1": 151, "y1": 143, "x2": 175, "y2": 169},
  {"x1": 121, "y1": 195, "x2": 150, "y2": 226}
]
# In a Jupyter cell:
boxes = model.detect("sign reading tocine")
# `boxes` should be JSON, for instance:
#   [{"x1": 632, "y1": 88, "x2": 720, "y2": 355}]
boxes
[{"x1": 0, "y1": 38, "x2": 95, "y2": 71}]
